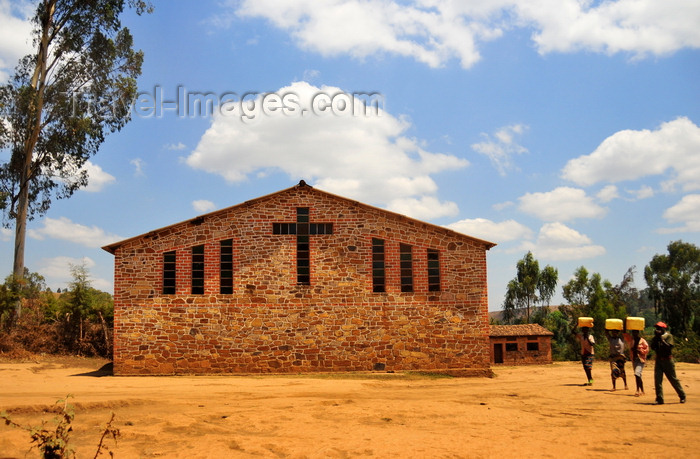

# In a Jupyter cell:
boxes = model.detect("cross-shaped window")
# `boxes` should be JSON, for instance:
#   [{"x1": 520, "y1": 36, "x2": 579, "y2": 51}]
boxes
[{"x1": 273, "y1": 207, "x2": 333, "y2": 285}]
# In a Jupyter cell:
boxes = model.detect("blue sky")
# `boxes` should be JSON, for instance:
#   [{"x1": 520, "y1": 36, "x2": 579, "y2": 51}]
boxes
[{"x1": 1, "y1": 0, "x2": 699, "y2": 310}]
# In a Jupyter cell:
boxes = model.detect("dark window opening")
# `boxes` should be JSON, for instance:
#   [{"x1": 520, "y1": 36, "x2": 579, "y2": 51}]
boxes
[
  {"x1": 527, "y1": 342, "x2": 539, "y2": 351},
  {"x1": 505, "y1": 343, "x2": 518, "y2": 352},
  {"x1": 296, "y1": 208, "x2": 310, "y2": 284},
  {"x1": 427, "y1": 249, "x2": 440, "y2": 292},
  {"x1": 163, "y1": 251, "x2": 176, "y2": 295},
  {"x1": 400, "y1": 243, "x2": 413, "y2": 292},
  {"x1": 191, "y1": 245, "x2": 205, "y2": 294},
  {"x1": 372, "y1": 238, "x2": 385, "y2": 292},
  {"x1": 273, "y1": 222, "x2": 333, "y2": 235},
  {"x1": 273, "y1": 207, "x2": 333, "y2": 285},
  {"x1": 220, "y1": 239, "x2": 233, "y2": 294}
]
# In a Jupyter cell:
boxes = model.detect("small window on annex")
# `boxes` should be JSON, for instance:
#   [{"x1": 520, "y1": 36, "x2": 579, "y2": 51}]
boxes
[
  {"x1": 527, "y1": 341, "x2": 539, "y2": 351},
  {"x1": 505, "y1": 342, "x2": 518, "y2": 352},
  {"x1": 400, "y1": 243, "x2": 413, "y2": 292},
  {"x1": 427, "y1": 249, "x2": 440, "y2": 292},
  {"x1": 372, "y1": 238, "x2": 385, "y2": 293},
  {"x1": 220, "y1": 239, "x2": 233, "y2": 294},
  {"x1": 191, "y1": 245, "x2": 205, "y2": 295},
  {"x1": 162, "y1": 251, "x2": 176, "y2": 294}
]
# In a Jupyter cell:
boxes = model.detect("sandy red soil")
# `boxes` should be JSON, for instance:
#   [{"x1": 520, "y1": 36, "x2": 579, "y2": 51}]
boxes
[{"x1": 0, "y1": 357, "x2": 698, "y2": 458}]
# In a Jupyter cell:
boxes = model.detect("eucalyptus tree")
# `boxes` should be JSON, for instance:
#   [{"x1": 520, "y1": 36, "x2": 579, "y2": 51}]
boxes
[
  {"x1": 502, "y1": 251, "x2": 558, "y2": 323},
  {"x1": 0, "y1": 0, "x2": 152, "y2": 318}
]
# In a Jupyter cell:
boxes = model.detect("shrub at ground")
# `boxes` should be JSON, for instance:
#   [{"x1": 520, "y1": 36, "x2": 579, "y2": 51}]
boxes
[{"x1": 0, "y1": 266, "x2": 113, "y2": 359}]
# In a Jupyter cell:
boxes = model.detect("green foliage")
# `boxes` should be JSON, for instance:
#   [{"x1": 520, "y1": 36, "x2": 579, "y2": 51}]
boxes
[
  {"x1": 0, "y1": 266, "x2": 113, "y2": 358},
  {"x1": 540, "y1": 266, "x2": 659, "y2": 360},
  {"x1": 0, "y1": 269, "x2": 48, "y2": 328},
  {"x1": 561, "y1": 266, "x2": 627, "y2": 345},
  {"x1": 0, "y1": 0, "x2": 152, "y2": 224},
  {"x1": 0, "y1": 0, "x2": 153, "y2": 313},
  {"x1": 57, "y1": 263, "x2": 114, "y2": 355},
  {"x1": 543, "y1": 309, "x2": 577, "y2": 361},
  {"x1": 502, "y1": 251, "x2": 558, "y2": 323},
  {"x1": 644, "y1": 240, "x2": 700, "y2": 336},
  {"x1": 673, "y1": 331, "x2": 700, "y2": 363},
  {"x1": 1, "y1": 395, "x2": 120, "y2": 458}
]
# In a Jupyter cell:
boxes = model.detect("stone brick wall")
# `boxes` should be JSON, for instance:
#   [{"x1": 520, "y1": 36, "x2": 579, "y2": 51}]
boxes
[
  {"x1": 490, "y1": 336, "x2": 553, "y2": 365},
  {"x1": 107, "y1": 184, "x2": 494, "y2": 375}
]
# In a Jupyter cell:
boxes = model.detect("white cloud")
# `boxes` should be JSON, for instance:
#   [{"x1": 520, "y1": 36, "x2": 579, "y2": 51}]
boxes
[
  {"x1": 235, "y1": 0, "x2": 504, "y2": 69},
  {"x1": 28, "y1": 217, "x2": 123, "y2": 248},
  {"x1": 230, "y1": 1, "x2": 700, "y2": 70},
  {"x1": 388, "y1": 196, "x2": 459, "y2": 220},
  {"x1": 447, "y1": 218, "x2": 532, "y2": 243},
  {"x1": 186, "y1": 81, "x2": 468, "y2": 220},
  {"x1": 597, "y1": 185, "x2": 619, "y2": 203},
  {"x1": 521, "y1": 222, "x2": 606, "y2": 261},
  {"x1": 130, "y1": 158, "x2": 145, "y2": 177},
  {"x1": 0, "y1": 0, "x2": 33, "y2": 80},
  {"x1": 193, "y1": 199, "x2": 216, "y2": 213},
  {"x1": 518, "y1": 187, "x2": 607, "y2": 222},
  {"x1": 38, "y1": 256, "x2": 95, "y2": 279},
  {"x1": 471, "y1": 124, "x2": 528, "y2": 176},
  {"x1": 658, "y1": 194, "x2": 700, "y2": 234},
  {"x1": 561, "y1": 117, "x2": 700, "y2": 191},
  {"x1": 303, "y1": 69, "x2": 320, "y2": 81},
  {"x1": 164, "y1": 142, "x2": 187, "y2": 151},
  {"x1": 493, "y1": 201, "x2": 515, "y2": 211},
  {"x1": 626, "y1": 185, "x2": 655, "y2": 200},
  {"x1": 516, "y1": 0, "x2": 700, "y2": 57},
  {"x1": 83, "y1": 161, "x2": 116, "y2": 192},
  {"x1": 0, "y1": 226, "x2": 12, "y2": 242},
  {"x1": 36, "y1": 256, "x2": 113, "y2": 291}
]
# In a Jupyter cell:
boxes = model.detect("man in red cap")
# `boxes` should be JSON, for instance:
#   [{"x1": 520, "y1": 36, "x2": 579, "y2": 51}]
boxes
[{"x1": 650, "y1": 322, "x2": 687, "y2": 405}]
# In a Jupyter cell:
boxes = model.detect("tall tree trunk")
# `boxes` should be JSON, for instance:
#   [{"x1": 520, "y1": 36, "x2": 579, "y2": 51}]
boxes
[
  {"x1": 12, "y1": 0, "x2": 55, "y2": 320},
  {"x1": 98, "y1": 311, "x2": 112, "y2": 357}
]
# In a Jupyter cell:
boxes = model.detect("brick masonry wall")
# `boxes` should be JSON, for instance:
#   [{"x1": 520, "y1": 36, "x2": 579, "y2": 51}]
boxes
[
  {"x1": 490, "y1": 336, "x2": 553, "y2": 365},
  {"x1": 109, "y1": 185, "x2": 493, "y2": 375}
]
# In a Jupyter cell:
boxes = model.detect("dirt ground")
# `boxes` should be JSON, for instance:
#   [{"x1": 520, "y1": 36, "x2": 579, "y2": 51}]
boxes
[{"x1": 0, "y1": 357, "x2": 698, "y2": 458}]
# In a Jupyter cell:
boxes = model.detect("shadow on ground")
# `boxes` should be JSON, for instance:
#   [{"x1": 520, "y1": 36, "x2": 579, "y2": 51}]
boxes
[{"x1": 71, "y1": 362, "x2": 113, "y2": 377}]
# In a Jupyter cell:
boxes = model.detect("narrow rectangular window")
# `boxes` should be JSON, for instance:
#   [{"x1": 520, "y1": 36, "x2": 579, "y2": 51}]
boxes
[
  {"x1": 296, "y1": 207, "x2": 310, "y2": 285},
  {"x1": 220, "y1": 239, "x2": 233, "y2": 294},
  {"x1": 163, "y1": 251, "x2": 176, "y2": 294},
  {"x1": 527, "y1": 342, "x2": 539, "y2": 351},
  {"x1": 191, "y1": 245, "x2": 205, "y2": 295},
  {"x1": 400, "y1": 243, "x2": 413, "y2": 292},
  {"x1": 506, "y1": 343, "x2": 518, "y2": 352},
  {"x1": 427, "y1": 249, "x2": 441, "y2": 292},
  {"x1": 372, "y1": 238, "x2": 385, "y2": 293}
]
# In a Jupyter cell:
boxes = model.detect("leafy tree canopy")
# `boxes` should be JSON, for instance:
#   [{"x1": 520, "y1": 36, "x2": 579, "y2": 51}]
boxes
[
  {"x1": 502, "y1": 251, "x2": 558, "y2": 323},
  {"x1": 0, "y1": 0, "x2": 151, "y2": 318},
  {"x1": 644, "y1": 240, "x2": 700, "y2": 336}
]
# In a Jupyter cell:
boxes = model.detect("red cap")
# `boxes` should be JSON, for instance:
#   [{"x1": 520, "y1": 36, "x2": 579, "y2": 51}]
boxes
[{"x1": 655, "y1": 321, "x2": 668, "y2": 329}]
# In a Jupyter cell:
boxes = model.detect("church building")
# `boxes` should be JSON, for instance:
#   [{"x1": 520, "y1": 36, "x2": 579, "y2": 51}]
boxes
[{"x1": 103, "y1": 181, "x2": 496, "y2": 375}]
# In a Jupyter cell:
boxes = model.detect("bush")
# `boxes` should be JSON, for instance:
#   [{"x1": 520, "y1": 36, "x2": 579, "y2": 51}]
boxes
[
  {"x1": 674, "y1": 331, "x2": 700, "y2": 363},
  {"x1": 0, "y1": 267, "x2": 113, "y2": 359}
]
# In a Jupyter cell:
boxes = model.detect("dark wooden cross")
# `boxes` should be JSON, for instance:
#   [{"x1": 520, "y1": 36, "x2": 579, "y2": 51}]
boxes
[{"x1": 273, "y1": 207, "x2": 333, "y2": 284}]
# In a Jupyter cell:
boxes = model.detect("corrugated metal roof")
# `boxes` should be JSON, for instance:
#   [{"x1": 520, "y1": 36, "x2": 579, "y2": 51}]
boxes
[{"x1": 489, "y1": 324, "x2": 554, "y2": 337}]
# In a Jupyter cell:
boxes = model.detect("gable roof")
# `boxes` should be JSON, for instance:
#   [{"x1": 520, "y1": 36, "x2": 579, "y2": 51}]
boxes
[
  {"x1": 102, "y1": 180, "x2": 497, "y2": 254},
  {"x1": 489, "y1": 324, "x2": 554, "y2": 337}
]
